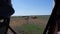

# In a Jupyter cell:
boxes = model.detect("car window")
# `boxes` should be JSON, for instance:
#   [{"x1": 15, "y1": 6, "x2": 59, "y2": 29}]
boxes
[{"x1": 8, "y1": 0, "x2": 54, "y2": 34}]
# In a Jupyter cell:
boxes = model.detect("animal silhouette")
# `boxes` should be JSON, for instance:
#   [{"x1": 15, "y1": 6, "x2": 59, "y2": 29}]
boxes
[
  {"x1": 43, "y1": 0, "x2": 60, "y2": 34},
  {"x1": 0, "y1": 0, "x2": 16, "y2": 34}
]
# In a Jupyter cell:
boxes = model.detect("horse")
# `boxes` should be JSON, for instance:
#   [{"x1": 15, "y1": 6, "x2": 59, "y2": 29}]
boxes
[
  {"x1": 43, "y1": 0, "x2": 60, "y2": 34},
  {"x1": 0, "y1": 0, "x2": 16, "y2": 34}
]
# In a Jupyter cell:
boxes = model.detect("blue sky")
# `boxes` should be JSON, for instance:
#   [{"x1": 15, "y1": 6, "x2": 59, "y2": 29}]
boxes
[{"x1": 11, "y1": 0, "x2": 54, "y2": 16}]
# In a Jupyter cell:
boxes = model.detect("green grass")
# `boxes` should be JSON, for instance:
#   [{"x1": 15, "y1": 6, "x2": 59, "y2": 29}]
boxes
[
  {"x1": 13, "y1": 15, "x2": 50, "y2": 34},
  {"x1": 15, "y1": 24, "x2": 44, "y2": 34}
]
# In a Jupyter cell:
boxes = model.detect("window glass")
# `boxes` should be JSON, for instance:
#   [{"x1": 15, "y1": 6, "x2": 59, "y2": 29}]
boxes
[{"x1": 8, "y1": 0, "x2": 54, "y2": 34}]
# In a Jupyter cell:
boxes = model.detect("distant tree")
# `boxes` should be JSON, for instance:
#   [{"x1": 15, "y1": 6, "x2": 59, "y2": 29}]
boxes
[
  {"x1": 22, "y1": 16, "x2": 29, "y2": 20},
  {"x1": 31, "y1": 16, "x2": 37, "y2": 19},
  {"x1": 22, "y1": 16, "x2": 29, "y2": 23}
]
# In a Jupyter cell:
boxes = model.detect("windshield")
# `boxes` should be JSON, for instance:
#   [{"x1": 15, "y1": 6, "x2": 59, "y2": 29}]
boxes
[{"x1": 8, "y1": 0, "x2": 54, "y2": 34}]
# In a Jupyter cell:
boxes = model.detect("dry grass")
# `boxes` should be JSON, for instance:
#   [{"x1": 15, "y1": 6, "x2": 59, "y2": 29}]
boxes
[{"x1": 8, "y1": 16, "x2": 49, "y2": 34}]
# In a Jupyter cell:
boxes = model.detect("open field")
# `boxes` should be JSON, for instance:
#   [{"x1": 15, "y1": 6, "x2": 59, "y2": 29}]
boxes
[{"x1": 8, "y1": 15, "x2": 50, "y2": 34}]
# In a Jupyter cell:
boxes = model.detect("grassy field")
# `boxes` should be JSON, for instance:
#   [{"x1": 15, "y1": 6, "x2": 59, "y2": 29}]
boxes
[{"x1": 8, "y1": 15, "x2": 50, "y2": 34}]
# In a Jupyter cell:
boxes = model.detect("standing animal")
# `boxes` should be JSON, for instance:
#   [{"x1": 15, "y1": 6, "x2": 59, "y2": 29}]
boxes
[
  {"x1": 0, "y1": 0, "x2": 16, "y2": 34},
  {"x1": 43, "y1": 0, "x2": 60, "y2": 34}
]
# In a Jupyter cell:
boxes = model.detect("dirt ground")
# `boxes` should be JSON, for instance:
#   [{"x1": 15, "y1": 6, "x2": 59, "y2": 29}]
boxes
[
  {"x1": 10, "y1": 16, "x2": 48, "y2": 26},
  {"x1": 7, "y1": 16, "x2": 49, "y2": 34}
]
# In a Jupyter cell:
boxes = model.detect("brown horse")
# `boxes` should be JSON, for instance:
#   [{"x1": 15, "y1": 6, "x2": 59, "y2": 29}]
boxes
[
  {"x1": 43, "y1": 0, "x2": 60, "y2": 34},
  {"x1": 53, "y1": 0, "x2": 60, "y2": 34}
]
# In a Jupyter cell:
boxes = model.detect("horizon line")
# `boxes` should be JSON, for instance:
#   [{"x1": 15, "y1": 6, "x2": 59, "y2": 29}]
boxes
[{"x1": 12, "y1": 15, "x2": 50, "y2": 16}]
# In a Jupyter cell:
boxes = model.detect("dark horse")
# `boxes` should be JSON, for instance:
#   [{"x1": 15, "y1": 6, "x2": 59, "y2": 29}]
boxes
[
  {"x1": 0, "y1": 0, "x2": 15, "y2": 17},
  {"x1": 0, "y1": 0, "x2": 16, "y2": 34},
  {"x1": 43, "y1": 0, "x2": 60, "y2": 34}
]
